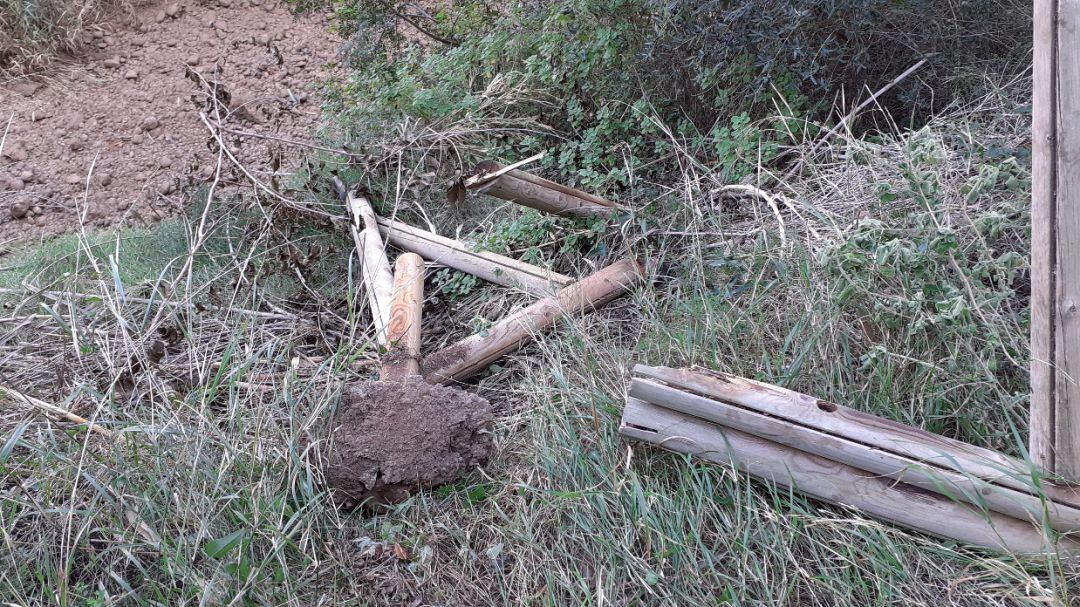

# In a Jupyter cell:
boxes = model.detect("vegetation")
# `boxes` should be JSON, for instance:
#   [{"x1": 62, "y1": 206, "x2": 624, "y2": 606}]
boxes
[
  {"x1": 2, "y1": 0, "x2": 1073, "y2": 605},
  {"x1": 0, "y1": 0, "x2": 117, "y2": 74}
]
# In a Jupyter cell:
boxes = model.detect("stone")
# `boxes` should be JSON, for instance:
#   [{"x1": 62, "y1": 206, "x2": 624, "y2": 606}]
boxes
[
  {"x1": 124, "y1": 70, "x2": 139, "y2": 80},
  {"x1": 9, "y1": 201, "x2": 28, "y2": 219},
  {"x1": 3, "y1": 145, "x2": 28, "y2": 162},
  {"x1": 165, "y1": 3, "x2": 181, "y2": 17}
]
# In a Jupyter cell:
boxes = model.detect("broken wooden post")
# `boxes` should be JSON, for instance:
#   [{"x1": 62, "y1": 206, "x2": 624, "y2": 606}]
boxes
[
  {"x1": 1031, "y1": 0, "x2": 1080, "y2": 482},
  {"x1": 376, "y1": 217, "x2": 572, "y2": 297},
  {"x1": 622, "y1": 397, "x2": 1080, "y2": 554},
  {"x1": 381, "y1": 253, "x2": 425, "y2": 381},
  {"x1": 466, "y1": 160, "x2": 618, "y2": 217},
  {"x1": 422, "y1": 258, "x2": 643, "y2": 384},
  {"x1": 347, "y1": 190, "x2": 394, "y2": 345}
]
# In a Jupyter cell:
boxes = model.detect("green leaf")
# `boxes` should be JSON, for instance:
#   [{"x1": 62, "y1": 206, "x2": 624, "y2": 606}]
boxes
[{"x1": 204, "y1": 529, "x2": 246, "y2": 559}]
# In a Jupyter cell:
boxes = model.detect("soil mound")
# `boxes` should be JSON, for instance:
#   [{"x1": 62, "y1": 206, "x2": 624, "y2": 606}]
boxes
[{"x1": 326, "y1": 377, "x2": 494, "y2": 507}]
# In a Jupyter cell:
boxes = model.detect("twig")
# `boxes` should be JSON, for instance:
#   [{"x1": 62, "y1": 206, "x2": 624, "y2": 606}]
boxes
[
  {"x1": 784, "y1": 58, "x2": 929, "y2": 179},
  {"x1": 0, "y1": 385, "x2": 115, "y2": 438},
  {"x1": 219, "y1": 127, "x2": 363, "y2": 158},
  {"x1": 463, "y1": 152, "x2": 545, "y2": 187},
  {"x1": 0, "y1": 287, "x2": 297, "y2": 321}
]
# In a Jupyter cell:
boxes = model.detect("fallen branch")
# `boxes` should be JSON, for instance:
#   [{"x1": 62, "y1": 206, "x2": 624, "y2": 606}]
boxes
[{"x1": 1, "y1": 385, "x2": 114, "y2": 439}]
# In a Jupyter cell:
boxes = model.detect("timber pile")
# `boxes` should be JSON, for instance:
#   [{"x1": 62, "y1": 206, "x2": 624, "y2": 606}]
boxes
[
  {"x1": 621, "y1": 365, "x2": 1080, "y2": 553},
  {"x1": 328, "y1": 175, "x2": 643, "y2": 505}
]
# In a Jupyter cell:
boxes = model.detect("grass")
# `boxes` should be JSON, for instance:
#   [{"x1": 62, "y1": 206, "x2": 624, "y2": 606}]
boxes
[
  {"x1": 0, "y1": 0, "x2": 121, "y2": 75},
  {"x1": 0, "y1": 36, "x2": 1076, "y2": 607}
]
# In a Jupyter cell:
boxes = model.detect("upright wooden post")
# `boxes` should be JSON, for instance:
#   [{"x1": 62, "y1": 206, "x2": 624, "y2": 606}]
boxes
[{"x1": 1032, "y1": 0, "x2": 1080, "y2": 481}]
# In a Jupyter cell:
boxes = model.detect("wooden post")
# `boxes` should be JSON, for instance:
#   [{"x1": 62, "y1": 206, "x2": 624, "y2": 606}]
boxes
[
  {"x1": 422, "y1": 258, "x2": 643, "y2": 384},
  {"x1": 376, "y1": 217, "x2": 573, "y2": 297},
  {"x1": 347, "y1": 191, "x2": 395, "y2": 345},
  {"x1": 467, "y1": 161, "x2": 619, "y2": 217},
  {"x1": 1032, "y1": 0, "x2": 1080, "y2": 481},
  {"x1": 380, "y1": 253, "x2": 425, "y2": 381}
]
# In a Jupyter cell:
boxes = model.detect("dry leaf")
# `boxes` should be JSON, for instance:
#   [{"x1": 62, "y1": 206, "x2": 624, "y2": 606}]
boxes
[
  {"x1": 392, "y1": 542, "x2": 409, "y2": 561},
  {"x1": 447, "y1": 181, "x2": 466, "y2": 205}
]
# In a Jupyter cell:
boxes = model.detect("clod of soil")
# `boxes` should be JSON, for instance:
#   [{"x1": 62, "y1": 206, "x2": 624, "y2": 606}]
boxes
[{"x1": 326, "y1": 377, "x2": 494, "y2": 508}]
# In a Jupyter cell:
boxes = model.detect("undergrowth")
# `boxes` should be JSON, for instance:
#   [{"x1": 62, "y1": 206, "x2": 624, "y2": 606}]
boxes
[
  {"x1": 1, "y1": 0, "x2": 1075, "y2": 605},
  {"x1": 0, "y1": 0, "x2": 122, "y2": 75}
]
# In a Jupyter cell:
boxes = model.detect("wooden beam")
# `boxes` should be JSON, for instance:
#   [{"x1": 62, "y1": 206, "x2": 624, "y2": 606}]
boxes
[
  {"x1": 629, "y1": 375, "x2": 1080, "y2": 533},
  {"x1": 347, "y1": 191, "x2": 394, "y2": 345},
  {"x1": 422, "y1": 258, "x2": 642, "y2": 384},
  {"x1": 467, "y1": 161, "x2": 618, "y2": 217},
  {"x1": 621, "y1": 397, "x2": 1080, "y2": 553},
  {"x1": 1032, "y1": 0, "x2": 1080, "y2": 482},
  {"x1": 376, "y1": 217, "x2": 572, "y2": 297}
]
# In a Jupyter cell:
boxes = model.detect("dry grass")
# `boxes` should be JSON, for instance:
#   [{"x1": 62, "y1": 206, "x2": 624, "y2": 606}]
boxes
[{"x1": 0, "y1": 0, "x2": 126, "y2": 75}]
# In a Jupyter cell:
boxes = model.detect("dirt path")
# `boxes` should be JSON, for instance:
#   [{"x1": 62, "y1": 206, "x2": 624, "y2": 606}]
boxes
[{"x1": 0, "y1": 0, "x2": 339, "y2": 250}]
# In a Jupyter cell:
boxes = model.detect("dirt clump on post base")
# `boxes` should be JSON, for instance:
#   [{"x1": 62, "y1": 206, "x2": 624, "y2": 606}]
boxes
[{"x1": 326, "y1": 376, "x2": 494, "y2": 507}]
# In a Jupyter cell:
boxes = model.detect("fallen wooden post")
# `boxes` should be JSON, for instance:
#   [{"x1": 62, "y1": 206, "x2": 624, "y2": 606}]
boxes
[
  {"x1": 622, "y1": 397, "x2": 1080, "y2": 554},
  {"x1": 376, "y1": 217, "x2": 572, "y2": 297},
  {"x1": 465, "y1": 160, "x2": 618, "y2": 217},
  {"x1": 346, "y1": 190, "x2": 395, "y2": 345},
  {"x1": 622, "y1": 365, "x2": 1080, "y2": 552},
  {"x1": 422, "y1": 258, "x2": 643, "y2": 384}
]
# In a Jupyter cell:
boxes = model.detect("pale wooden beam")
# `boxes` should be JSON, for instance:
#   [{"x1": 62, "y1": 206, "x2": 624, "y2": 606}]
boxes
[{"x1": 1031, "y1": 0, "x2": 1080, "y2": 481}]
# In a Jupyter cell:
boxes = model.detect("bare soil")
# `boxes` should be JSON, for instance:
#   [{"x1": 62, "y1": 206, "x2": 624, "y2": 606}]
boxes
[
  {"x1": 326, "y1": 377, "x2": 495, "y2": 507},
  {"x1": 0, "y1": 0, "x2": 339, "y2": 249}
]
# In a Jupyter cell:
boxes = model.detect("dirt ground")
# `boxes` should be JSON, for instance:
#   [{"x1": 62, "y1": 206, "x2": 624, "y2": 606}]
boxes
[{"x1": 0, "y1": 0, "x2": 339, "y2": 251}]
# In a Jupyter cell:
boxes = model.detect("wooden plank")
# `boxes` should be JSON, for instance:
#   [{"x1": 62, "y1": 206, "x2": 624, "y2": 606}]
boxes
[
  {"x1": 422, "y1": 259, "x2": 642, "y2": 384},
  {"x1": 1053, "y1": 0, "x2": 1080, "y2": 481},
  {"x1": 633, "y1": 365, "x2": 1080, "y2": 506},
  {"x1": 380, "y1": 253, "x2": 424, "y2": 381},
  {"x1": 347, "y1": 192, "x2": 394, "y2": 345},
  {"x1": 630, "y1": 377, "x2": 1080, "y2": 532},
  {"x1": 620, "y1": 397, "x2": 1080, "y2": 554},
  {"x1": 376, "y1": 217, "x2": 572, "y2": 297},
  {"x1": 1031, "y1": 0, "x2": 1058, "y2": 482},
  {"x1": 1032, "y1": 0, "x2": 1080, "y2": 482}
]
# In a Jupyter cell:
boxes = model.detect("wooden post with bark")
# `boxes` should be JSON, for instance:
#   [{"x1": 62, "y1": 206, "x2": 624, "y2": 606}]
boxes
[
  {"x1": 466, "y1": 160, "x2": 619, "y2": 217},
  {"x1": 1032, "y1": 0, "x2": 1080, "y2": 482},
  {"x1": 422, "y1": 258, "x2": 643, "y2": 384}
]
